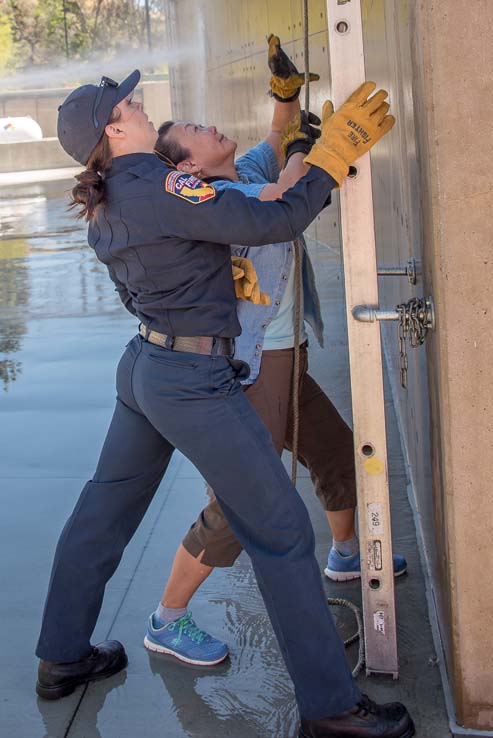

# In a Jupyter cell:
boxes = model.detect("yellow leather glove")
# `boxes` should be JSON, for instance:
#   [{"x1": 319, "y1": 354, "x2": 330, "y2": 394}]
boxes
[
  {"x1": 303, "y1": 81, "x2": 395, "y2": 185},
  {"x1": 268, "y1": 34, "x2": 319, "y2": 102},
  {"x1": 280, "y1": 113, "x2": 306, "y2": 156},
  {"x1": 280, "y1": 110, "x2": 321, "y2": 161},
  {"x1": 231, "y1": 256, "x2": 270, "y2": 305}
]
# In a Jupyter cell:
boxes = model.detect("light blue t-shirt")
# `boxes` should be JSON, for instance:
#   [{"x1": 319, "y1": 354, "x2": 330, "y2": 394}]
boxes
[{"x1": 262, "y1": 253, "x2": 307, "y2": 349}]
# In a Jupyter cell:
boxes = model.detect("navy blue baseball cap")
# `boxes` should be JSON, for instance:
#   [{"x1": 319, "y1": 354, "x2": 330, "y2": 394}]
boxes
[{"x1": 57, "y1": 69, "x2": 141, "y2": 165}]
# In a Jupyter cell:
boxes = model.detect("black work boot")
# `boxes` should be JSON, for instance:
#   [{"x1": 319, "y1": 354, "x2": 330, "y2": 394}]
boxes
[
  {"x1": 36, "y1": 640, "x2": 128, "y2": 700},
  {"x1": 299, "y1": 694, "x2": 415, "y2": 738}
]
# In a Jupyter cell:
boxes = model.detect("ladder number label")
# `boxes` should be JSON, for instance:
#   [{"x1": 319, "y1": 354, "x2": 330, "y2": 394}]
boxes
[
  {"x1": 367, "y1": 503, "x2": 384, "y2": 535},
  {"x1": 374, "y1": 610, "x2": 386, "y2": 635}
]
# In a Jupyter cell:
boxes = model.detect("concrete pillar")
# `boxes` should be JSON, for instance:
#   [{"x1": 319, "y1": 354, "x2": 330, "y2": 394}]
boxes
[
  {"x1": 411, "y1": 1, "x2": 493, "y2": 729},
  {"x1": 141, "y1": 80, "x2": 172, "y2": 130}
]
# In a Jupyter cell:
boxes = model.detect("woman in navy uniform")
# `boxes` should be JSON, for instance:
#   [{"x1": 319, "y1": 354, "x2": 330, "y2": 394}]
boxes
[{"x1": 35, "y1": 69, "x2": 414, "y2": 738}]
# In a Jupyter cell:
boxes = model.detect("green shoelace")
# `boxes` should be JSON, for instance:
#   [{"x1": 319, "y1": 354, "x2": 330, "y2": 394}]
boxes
[{"x1": 167, "y1": 612, "x2": 207, "y2": 647}]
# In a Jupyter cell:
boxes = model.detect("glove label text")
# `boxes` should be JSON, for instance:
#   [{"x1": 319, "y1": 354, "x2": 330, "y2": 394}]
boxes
[{"x1": 346, "y1": 119, "x2": 371, "y2": 145}]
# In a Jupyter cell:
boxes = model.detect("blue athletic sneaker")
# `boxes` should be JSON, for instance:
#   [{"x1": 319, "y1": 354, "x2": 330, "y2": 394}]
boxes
[
  {"x1": 324, "y1": 548, "x2": 407, "y2": 582},
  {"x1": 144, "y1": 611, "x2": 229, "y2": 666}
]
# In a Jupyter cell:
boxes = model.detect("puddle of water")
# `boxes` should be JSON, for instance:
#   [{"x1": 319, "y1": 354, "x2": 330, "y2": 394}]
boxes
[{"x1": 0, "y1": 178, "x2": 120, "y2": 391}]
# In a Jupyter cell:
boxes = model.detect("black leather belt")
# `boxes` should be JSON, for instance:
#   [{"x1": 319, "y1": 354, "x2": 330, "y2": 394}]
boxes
[{"x1": 139, "y1": 324, "x2": 234, "y2": 357}]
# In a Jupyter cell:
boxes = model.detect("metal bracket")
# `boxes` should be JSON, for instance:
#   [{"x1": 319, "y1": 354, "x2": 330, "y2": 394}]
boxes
[
  {"x1": 377, "y1": 258, "x2": 417, "y2": 286},
  {"x1": 352, "y1": 296, "x2": 435, "y2": 331},
  {"x1": 353, "y1": 297, "x2": 435, "y2": 389}
]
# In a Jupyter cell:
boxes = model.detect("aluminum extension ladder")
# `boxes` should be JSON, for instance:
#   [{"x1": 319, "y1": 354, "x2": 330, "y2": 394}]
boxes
[{"x1": 325, "y1": 0, "x2": 398, "y2": 677}]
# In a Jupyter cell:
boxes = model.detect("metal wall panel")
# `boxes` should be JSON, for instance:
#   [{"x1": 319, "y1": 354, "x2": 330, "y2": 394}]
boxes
[{"x1": 361, "y1": 0, "x2": 438, "y2": 607}]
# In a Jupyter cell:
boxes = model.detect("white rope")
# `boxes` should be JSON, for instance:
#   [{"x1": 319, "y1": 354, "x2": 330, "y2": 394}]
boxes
[
  {"x1": 291, "y1": 1, "x2": 310, "y2": 487},
  {"x1": 328, "y1": 596, "x2": 365, "y2": 677},
  {"x1": 291, "y1": 238, "x2": 302, "y2": 485},
  {"x1": 303, "y1": 0, "x2": 310, "y2": 112}
]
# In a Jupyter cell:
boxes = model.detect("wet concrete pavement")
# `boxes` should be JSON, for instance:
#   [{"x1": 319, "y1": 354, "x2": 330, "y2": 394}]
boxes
[{"x1": 0, "y1": 174, "x2": 450, "y2": 737}]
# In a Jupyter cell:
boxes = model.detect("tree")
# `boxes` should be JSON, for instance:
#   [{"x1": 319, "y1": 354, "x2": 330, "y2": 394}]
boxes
[
  {"x1": 0, "y1": 11, "x2": 14, "y2": 73},
  {"x1": 5, "y1": 0, "x2": 46, "y2": 66},
  {"x1": 1, "y1": 0, "x2": 167, "y2": 70}
]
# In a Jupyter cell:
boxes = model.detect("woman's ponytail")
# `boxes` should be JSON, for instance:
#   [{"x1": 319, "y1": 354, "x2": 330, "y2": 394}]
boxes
[{"x1": 70, "y1": 108, "x2": 120, "y2": 221}]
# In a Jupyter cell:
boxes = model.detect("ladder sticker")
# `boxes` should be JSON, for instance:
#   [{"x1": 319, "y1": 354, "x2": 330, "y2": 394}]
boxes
[
  {"x1": 367, "y1": 540, "x2": 383, "y2": 570},
  {"x1": 363, "y1": 456, "x2": 385, "y2": 475},
  {"x1": 367, "y1": 502, "x2": 384, "y2": 535},
  {"x1": 373, "y1": 610, "x2": 386, "y2": 635}
]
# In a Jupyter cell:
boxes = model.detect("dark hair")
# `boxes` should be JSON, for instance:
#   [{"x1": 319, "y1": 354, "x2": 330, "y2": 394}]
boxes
[
  {"x1": 154, "y1": 120, "x2": 191, "y2": 166},
  {"x1": 70, "y1": 107, "x2": 121, "y2": 221}
]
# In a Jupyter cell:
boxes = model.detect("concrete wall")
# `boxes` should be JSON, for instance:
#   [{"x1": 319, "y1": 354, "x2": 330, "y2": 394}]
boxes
[
  {"x1": 0, "y1": 89, "x2": 67, "y2": 139},
  {"x1": 165, "y1": 0, "x2": 493, "y2": 730},
  {"x1": 0, "y1": 138, "x2": 75, "y2": 173},
  {"x1": 0, "y1": 79, "x2": 171, "y2": 173},
  {"x1": 409, "y1": 1, "x2": 493, "y2": 729}
]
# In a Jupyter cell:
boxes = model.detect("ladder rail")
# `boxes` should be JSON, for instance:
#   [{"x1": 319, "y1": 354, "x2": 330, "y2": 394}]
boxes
[{"x1": 325, "y1": 0, "x2": 399, "y2": 676}]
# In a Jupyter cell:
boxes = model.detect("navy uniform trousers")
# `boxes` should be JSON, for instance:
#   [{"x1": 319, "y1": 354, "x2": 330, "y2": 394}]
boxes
[{"x1": 36, "y1": 335, "x2": 361, "y2": 719}]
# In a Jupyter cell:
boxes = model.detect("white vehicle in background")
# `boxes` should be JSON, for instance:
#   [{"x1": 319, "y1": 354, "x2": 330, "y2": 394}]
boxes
[{"x1": 0, "y1": 116, "x2": 43, "y2": 142}]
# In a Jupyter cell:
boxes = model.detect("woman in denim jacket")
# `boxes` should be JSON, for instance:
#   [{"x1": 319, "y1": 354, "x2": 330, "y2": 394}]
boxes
[{"x1": 146, "y1": 42, "x2": 406, "y2": 666}]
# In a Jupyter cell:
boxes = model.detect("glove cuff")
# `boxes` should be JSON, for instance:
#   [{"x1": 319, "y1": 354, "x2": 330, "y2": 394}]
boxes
[
  {"x1": 270, "y1": 88, "x2": 300, "y2": 103},
  {"x1": 285, "y1": 139, "x2": 312, "y2": 163},
  {"x1": 303, "y1": 146, "x2": 349, "y2": 186},
  {"x1": 269, "y1": 75, "x2": 303, "y2": 102}
]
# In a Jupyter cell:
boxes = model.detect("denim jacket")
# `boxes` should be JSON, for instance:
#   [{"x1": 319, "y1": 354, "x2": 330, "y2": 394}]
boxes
[{"x1": 213, "y1": 141, "x2": 324, "y2": 384}]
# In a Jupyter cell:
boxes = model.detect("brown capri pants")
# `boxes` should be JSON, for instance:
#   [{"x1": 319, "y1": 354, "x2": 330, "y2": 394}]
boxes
[{"x1": 182, "y1": 343, "x2": 357, "y2": 567}]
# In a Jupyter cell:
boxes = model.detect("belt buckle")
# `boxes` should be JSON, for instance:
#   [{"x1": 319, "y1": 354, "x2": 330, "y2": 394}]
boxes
[
  {"x1": 211, "y1": 337, "x2": 223, "y2": 357},
  {"x1": 199, "y1": 336, "x2": 213, "y2": 355},
  {"x1": 212, "y1": 337, "x2": 234, "y2": 357}
]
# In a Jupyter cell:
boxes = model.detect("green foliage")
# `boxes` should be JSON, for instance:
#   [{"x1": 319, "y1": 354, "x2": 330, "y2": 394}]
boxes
[
  {"x1": 0, "y1": 12, "x2": 14, "y2": 73},
  {"x1": 1, "y1": 0, "x2": 166, "y2": 70}
]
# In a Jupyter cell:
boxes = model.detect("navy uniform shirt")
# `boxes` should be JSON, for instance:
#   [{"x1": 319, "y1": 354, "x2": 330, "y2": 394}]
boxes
[{"x1": 88, "y1": 152, "x2": 337, "y2": 338}]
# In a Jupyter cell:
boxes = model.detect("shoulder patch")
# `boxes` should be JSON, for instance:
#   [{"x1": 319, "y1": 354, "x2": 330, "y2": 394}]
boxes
[{"x1": 164, "y1": 171, "x2": 216, "y2": 205}]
